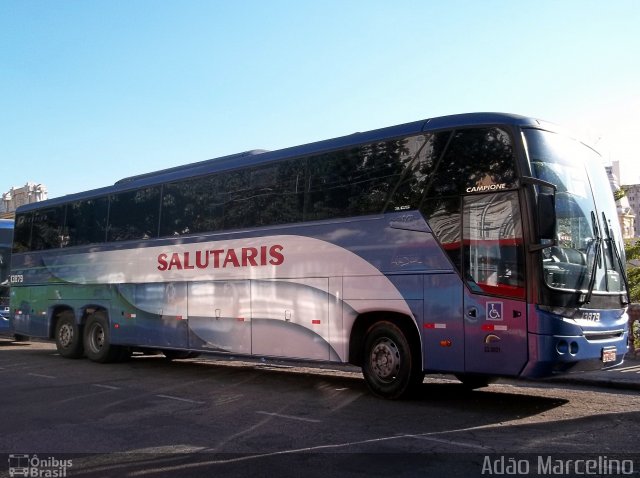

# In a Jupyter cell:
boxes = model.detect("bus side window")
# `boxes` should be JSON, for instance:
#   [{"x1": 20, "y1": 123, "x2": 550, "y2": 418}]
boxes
[
  {"x1": 431, "y1": 128, "x2": 517, "y2": 197},
  {"x1": 463, "y1": 192, "x2": 525, "y2": 299},
  {"x1": 66, "y1": 197, "x2": 108, "y2": 246},
  {"x1": 108, "y1": 187, "x2": 161, "y2": 242},
  {"x1": 421, "y1": 197, "x2": 463, "y2": 274},
  {"x1": 13, "y1": 213, "x2": 32, "y2": 253},
  {"x1": 31, "y1": 206, "x2": 65, "y2": 250}
]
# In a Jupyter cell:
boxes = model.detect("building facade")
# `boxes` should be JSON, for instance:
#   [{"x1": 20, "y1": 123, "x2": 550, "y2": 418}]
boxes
[
  {"x1": 607, "y1": 166, "x2": 635, "y2": 239},
  {"x1": 0, "y1": 183, "x2": 48, "y2": 219},
  {"x1": 622, "y1": 183, "x2": 640, "y2": 238}
]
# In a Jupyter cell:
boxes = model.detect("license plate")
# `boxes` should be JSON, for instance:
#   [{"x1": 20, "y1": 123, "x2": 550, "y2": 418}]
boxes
[{"x1": 602, "y1": 347, "x2": 617, "y2": 363}]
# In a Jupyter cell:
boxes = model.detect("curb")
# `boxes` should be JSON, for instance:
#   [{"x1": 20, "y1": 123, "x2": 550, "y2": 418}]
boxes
[
  {"x1": 545, "y1": 376, "x2": 640, "y2": 391},
  {"x1": 540, "y1": 358, "x2": 640, "y2": 391}
]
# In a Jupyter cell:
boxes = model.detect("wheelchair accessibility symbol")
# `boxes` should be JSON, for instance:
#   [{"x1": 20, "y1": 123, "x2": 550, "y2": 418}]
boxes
[{"x1": 486, "y1": 302, "x2": 503, "y2": 321}]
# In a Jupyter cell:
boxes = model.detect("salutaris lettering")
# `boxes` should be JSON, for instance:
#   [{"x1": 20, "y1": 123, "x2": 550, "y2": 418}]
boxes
[{"x1": 157, "y1": 245, "x2": 284, "y2": 271}]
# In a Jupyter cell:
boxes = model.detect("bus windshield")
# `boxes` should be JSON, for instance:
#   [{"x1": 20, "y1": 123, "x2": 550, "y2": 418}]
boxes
[{"x1": 525, "y1": 129, "x2": 625, "y2": 296}]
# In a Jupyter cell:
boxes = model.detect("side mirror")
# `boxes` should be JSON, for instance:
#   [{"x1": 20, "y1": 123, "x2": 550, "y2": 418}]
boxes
[
  {"x1": 537, "y1": 192, "x2": 556, "y2": 240},
  {"x1": 520, "y1": 177, "x2": 558, "y2": 252}
]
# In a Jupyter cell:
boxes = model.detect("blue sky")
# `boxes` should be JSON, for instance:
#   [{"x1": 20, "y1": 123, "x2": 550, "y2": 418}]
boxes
[{"x1": 1, "y1": 0, "x2": 639, "y2": 198}]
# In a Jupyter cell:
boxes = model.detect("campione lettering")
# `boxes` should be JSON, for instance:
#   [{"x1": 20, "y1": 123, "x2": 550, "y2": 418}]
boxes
[
  {"x1": 157, "y1": 245, "x2": 284, "y2": 271},
  {"x1": 466, "y1": 183, "x2": 507, "y2": 193}
]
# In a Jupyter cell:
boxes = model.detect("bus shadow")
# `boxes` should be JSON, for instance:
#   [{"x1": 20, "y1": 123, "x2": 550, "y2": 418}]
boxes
[
  {"x1": 0, "y1": 339, "x2": 31, "y2": 347},
  {"x1": 413, "y1": 381, "x2": 569, "y2": 417},
  {"x1": 66, "y1": 410, "x2": 640, "y2": 478},
  {"x1": 11, "y1": 348, "x2": 570, "y2": 424},
  {"x1": 125, "y1": 354, "x2": 569, "y2": 422}
]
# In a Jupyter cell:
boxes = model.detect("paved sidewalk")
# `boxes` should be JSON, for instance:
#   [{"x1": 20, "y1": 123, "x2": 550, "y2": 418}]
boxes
[{"x1": 541, "y1": 354, "x2": 640, "y2": 391}]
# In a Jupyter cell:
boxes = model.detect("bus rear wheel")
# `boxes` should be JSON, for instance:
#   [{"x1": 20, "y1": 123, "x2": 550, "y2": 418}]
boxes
[
  {"x1": 362, "y1": 321, "x2": 423, "y2": 399},
  {"x1": 55, "y1": 312, "x2": 83, "y2": 359},
  {"x1": 84, "y1": 312, "x2": 122, "y2": 363}
]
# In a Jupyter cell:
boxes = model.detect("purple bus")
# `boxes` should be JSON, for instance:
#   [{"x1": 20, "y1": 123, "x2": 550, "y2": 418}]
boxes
[{"x1": 9, "y1": 113, "x2": 629, "y2": 398}]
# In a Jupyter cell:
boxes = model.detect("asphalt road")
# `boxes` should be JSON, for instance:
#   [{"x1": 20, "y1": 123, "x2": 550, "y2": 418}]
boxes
[{"x1": 1, "y1": 340, "x2": 639, "y2": 477}]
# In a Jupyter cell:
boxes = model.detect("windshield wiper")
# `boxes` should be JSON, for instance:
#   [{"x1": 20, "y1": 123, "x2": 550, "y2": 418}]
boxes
[
  {"x1": 580, "y1": 211, "x2": 601, "y2": 305},
  {"x1": 602, "y1": 212, "x2": 631, "y2": 305}
]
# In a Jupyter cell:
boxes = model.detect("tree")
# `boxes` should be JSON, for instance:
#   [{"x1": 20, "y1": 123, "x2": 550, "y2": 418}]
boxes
[
  {"x1": 625, "y1": 239, "x2": 640, "y2": 303},
  {"x1": 615, "y1": 188, "x2": 627, "y2": 201}
]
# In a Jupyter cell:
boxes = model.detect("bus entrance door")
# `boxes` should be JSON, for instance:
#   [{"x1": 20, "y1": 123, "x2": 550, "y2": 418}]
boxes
[
  {"x1": 460, "y1": 191, "x2": 528, "y2": 376},
  {"x1": 463, "y1": 291, "x2": 528, "y2": 376}
]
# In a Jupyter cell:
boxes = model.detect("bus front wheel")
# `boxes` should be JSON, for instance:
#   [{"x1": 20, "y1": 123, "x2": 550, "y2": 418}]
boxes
[
  {"x1": 362, "y1": 321, "x2": 423, "y2": 399},
  {"x1": 54, "y1": 312, "x2": 83, "y2": 359},
  {"x1": 84, "y1": 312, "x2": 122, "y2": 363}
]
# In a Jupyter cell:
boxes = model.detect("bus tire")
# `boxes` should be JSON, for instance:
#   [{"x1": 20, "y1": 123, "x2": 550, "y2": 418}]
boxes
[
  {"x1": 54, "y1": 312, "x2": 84, "y2": 359},
  {"x1": 84, "y1": 312, "x2": 122, "y2": 363},
  {"x1": 362, "y1": 321, "x2": 423, "y2": 399}
]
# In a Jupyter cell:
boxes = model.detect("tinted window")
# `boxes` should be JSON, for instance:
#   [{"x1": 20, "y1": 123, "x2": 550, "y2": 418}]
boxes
[
  {"x1": 247, "y1": 159, "x2": 305, "y2": 227},
  {"x1": 220, "y1": 169, "x2": 252, "y2": 230},
  {"x1": 306, "y1": 136, "x2": 429, "y2": 220},
  {"x1": 390, "y1": 132, "x2": 451, "y2": 211},
  {"x1": 13, "y1": 213, "x2": 32, "y2": 253},
  {"x1": 161, "y1": 175, "x2": 224, "y2": 236},
  {"x1": 66, "y1": 197, "x2": 108, "y2": 246},
  {"x1": 108, "y1": 187, "x2": 160, "y2": 241},
  {"x1": 31, "y1": 206, "x2": 65, "y2": 250},
  {"x1": 428, "y1": 128, "x2": 516, "y2": 197}
]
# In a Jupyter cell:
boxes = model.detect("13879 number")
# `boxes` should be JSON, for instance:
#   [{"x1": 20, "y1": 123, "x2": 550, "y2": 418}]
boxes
[{"x1": 582, "y1": 312, "x2": 601, "y2": 322}]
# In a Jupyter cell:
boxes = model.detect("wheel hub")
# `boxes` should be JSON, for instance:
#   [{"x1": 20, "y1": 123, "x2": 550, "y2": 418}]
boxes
[
  {"x1": 370, "y1": 338, "x2": 401, "y2": 381},
  {"x1": 59, "y1": 324, "x2": 73, "y2": 347},
  {"x1": 90, "y1": 324, "x2": 105, "y2": 350}
]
